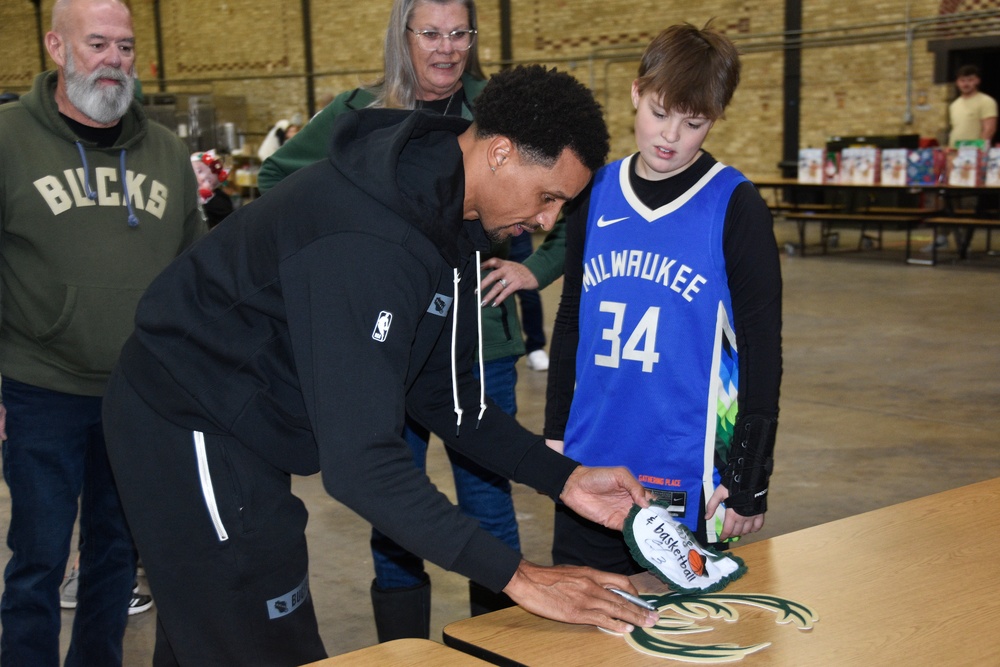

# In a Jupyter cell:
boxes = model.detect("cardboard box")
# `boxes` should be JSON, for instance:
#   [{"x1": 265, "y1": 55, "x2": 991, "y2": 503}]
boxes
[
  {"x1": 985, "y1": 147, "x2": 1000, "y2": 187},
  {"x1": 880, "y1": 149, "x2": 908, "y2": 186},
  {"x1": 840, "y1": 147, "x2": 879, "y2": 185},
  {"x1": 823, "y1": 151, "x2": 840, "y2": 184},
  {"x1": 948, "y1": 146, "x2": 983, "y2": 187},
  {"x1": 839, "y1": 148, "x2": 857, "y2": 185},
  {"x1": 906, "y1": 148, "x2": 945, "y2": 186},
  {"x1": 798, "y1": 148, "x2": 825, "y2": 184}
]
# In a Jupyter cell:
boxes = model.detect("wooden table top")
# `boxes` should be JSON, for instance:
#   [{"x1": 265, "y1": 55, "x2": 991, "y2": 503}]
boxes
[
  {"x1": 444, "y1": 478, "x2": 1000, "y2": 666},
  {"x1": 752, "y1": 177, "x2": 999, "y2": 192},
  {"x1": 302, "y1": 638, "x2": 493, "y2": 666}
]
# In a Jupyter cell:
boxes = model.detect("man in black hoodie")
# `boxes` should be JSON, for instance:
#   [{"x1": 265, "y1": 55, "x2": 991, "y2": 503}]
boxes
[{"x1": 102, "y1": 65, "x2": 658, "y2": 665}]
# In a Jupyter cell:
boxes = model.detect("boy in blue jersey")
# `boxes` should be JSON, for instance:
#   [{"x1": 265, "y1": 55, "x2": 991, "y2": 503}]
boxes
[{"x1": 544, "y1": 23, "x2": 782, "y2": 573}]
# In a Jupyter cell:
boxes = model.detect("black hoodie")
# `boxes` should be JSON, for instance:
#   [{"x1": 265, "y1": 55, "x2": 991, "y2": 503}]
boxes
[{"x1": 118, "y1": 109, "x2": 578, "y2": 591}]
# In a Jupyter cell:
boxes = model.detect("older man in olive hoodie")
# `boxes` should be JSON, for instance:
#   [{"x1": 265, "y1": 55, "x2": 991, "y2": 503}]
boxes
[{"x1": 0, "y1": 1, "x2": 204, "y2": 664}]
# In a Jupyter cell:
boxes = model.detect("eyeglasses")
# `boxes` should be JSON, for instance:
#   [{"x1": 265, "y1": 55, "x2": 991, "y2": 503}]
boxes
[{"x1": 406, "y1": 27, "x2": 477, "y2": 51}]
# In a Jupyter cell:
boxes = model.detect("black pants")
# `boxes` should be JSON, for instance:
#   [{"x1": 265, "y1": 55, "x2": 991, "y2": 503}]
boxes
[
  {"x1": 553, "y1": 497, "x2": 718, "y2": 575},
  {"x1": 102, "y1": 368, "x2": 326, "y2": 666},
  {"x1": 552, "y1": 504, "x2": 645, "y2": 576}
]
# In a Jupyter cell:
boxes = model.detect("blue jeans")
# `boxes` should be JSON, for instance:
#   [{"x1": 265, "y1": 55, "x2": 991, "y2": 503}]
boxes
[
  {"x1": 0, "y1": 379, "x2": 135, "y2": 667},
  {"x1": 507, "y1": 232, "x2": 546, "y2": 354},
  {"x1": 371, "y1": 356, "x2": 521, "y2": 589}
]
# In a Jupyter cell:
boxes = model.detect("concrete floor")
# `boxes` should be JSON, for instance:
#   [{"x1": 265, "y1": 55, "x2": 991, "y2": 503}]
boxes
[{"x1": 2, "y1": 221, "x2": 999, "y2": 664}]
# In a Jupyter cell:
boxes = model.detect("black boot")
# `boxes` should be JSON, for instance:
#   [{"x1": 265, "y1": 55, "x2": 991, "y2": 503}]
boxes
[
  {"x1": 469, "y1": 580, "x2": 515, "y2": 617},
  {"x1": 369, "y1": 576, "x2": 431, "y2": 643}
]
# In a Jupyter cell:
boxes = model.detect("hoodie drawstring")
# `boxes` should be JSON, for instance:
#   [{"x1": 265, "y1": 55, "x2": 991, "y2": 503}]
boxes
[
  {"x1": 120, "y1": 149, "x2": 139, "y2": 227},
  {"x1": 449, "y1": 253, "x2": 488, "y2": 436},
  {"x1": 75, "y1": 142, "x2": 139, "y2": 228},
  {"x1": 450, "y1": 268, "x2": 463, "y2": 434},
  {"x1": 473, "y1": 253, "x2": 487, "y2": 425},
  {"x1": 74, "y1": 142, "x2": 98, "y2": 201}
]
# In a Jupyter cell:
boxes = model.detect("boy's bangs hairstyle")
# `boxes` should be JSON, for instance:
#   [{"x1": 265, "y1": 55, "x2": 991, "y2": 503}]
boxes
[{"x1": 636, "y1": 22, "x2": 741, "y2": 121}]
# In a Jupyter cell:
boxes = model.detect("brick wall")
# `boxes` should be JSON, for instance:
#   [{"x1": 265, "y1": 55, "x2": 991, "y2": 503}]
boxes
[
  {"x1": 1, "y1": 2, "x2": 43, "y2": 89},
  {"x1": 0, "y1": 0, "x2": 988, "y2": 177}
]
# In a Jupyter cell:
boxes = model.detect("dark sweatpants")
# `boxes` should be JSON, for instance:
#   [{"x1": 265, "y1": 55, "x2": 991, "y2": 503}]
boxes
[
  {"x1": 102, "y1": 367, "x2": 327, "y2": 666},
  {"x1": 552, "y1": 504, "x2": 645, "y2": 576},
  {"x1": 553, "y1": 496, "x2": 717, "y2": 575}
]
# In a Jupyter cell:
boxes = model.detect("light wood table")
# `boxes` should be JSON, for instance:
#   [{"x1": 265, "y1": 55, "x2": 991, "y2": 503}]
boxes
[
  {"x1": 752, "y1": 177, "x2": 1000, "y2": 193},
  {"x1": 444, "y1": 478, "x2": 1000, "y2": 666},
  {"x1": 302, "y1": 638, "x2": 493, "y2": 666}
]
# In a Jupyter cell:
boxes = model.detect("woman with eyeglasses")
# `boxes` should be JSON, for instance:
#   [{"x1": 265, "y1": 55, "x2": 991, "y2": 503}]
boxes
[
  {"x1": 258, "y1": 0, "x2": 568, "y2": 645},
  {"x1": 258, "y1": 0, "x2": 482, "y2": 192}
]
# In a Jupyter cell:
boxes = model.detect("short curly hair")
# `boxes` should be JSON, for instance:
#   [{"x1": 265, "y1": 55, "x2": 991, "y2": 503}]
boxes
[{"x1": 473, "y1": 65, "x2": 609, "y2": 173}]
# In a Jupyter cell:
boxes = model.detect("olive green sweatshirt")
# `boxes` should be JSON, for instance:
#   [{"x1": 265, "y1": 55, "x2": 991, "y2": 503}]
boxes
[{"x1": 0, "y1": 71, "x2": 205, "y2": 396}]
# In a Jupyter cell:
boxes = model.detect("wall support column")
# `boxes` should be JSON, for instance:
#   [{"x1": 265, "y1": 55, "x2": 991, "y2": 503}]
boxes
[
  {"x1": 782, "y1": 0, "x2": 803, "y2": 177},
  {"x1": 301, "y1": 0, "x2": 316, "y2": 118}
]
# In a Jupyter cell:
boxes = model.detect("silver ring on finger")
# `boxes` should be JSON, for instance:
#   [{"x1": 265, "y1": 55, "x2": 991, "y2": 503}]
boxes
[{"x1": 499, "y1": 278, "x2": 508, "y2": 288}]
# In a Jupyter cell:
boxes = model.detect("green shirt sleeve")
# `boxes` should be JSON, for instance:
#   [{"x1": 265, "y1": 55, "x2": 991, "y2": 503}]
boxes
[
  {"x1": 257, "y1": 108, "x2": 338, "y2": 192},
  {"x1": 258, "y1": 77, "x2": 485, "y2": 192},
  {"x1": 521, "y1": 217, "x2": 567, "y2": 290},
  {"x1": 257, "y1": 89, "x2": 371, "y2": 192}
]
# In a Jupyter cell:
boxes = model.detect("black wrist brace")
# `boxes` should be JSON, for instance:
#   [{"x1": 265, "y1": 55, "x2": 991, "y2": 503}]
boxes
[{"x1": 722, "y1": 414, "x2": 777, "y2": 516}]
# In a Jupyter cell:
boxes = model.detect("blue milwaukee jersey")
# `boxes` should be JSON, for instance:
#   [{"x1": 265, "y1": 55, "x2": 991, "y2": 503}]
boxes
[{"x1": 564, "y1": 156, "x2": 746, "y2": 541}]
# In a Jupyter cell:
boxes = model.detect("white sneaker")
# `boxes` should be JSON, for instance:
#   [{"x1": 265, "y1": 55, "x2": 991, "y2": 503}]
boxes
[
  {"x1": 920, "y1": 235, "x2": 948, "y2": 252},
  {"x1": 128, "y1": 592, "x2": 153, "y2": 615},
  {"x1": 59, "y1": 566, "x2": 79, "y2": 609},
  {"x1": 526, "y1": 349, "x2": 549, "y2": 371}
]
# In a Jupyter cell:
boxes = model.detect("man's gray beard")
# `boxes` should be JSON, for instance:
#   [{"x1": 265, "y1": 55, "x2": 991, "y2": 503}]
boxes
[{"x1": 64, "y1": 51, "x2": 134, "y2": 125}]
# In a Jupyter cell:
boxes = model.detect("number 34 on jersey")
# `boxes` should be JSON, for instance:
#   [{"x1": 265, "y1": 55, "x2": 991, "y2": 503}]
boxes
[{"x1": 594, "y1": 301, "x2": 661, "y2": 373}]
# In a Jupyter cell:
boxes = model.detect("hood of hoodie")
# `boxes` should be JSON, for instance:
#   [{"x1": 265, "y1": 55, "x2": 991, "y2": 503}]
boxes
[
  {"x1": 326, "y1": 108, "x2": 479, "y2": 267},
  {"x1": 323, "y1": 108, "x2": 493, "y2": 431},
  {"x1": 21, "y1": 70, "x2": 148, "y2": 151}
]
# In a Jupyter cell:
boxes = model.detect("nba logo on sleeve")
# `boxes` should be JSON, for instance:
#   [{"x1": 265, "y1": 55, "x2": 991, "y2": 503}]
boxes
[{"x1": 372, "y1": 311, "x2": 392, "y2": 342}]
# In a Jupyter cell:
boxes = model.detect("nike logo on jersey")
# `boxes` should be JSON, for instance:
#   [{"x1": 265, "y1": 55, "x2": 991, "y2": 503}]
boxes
[{"x1": 596, "y1": 214, "x2": 629, "y2": 227}]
